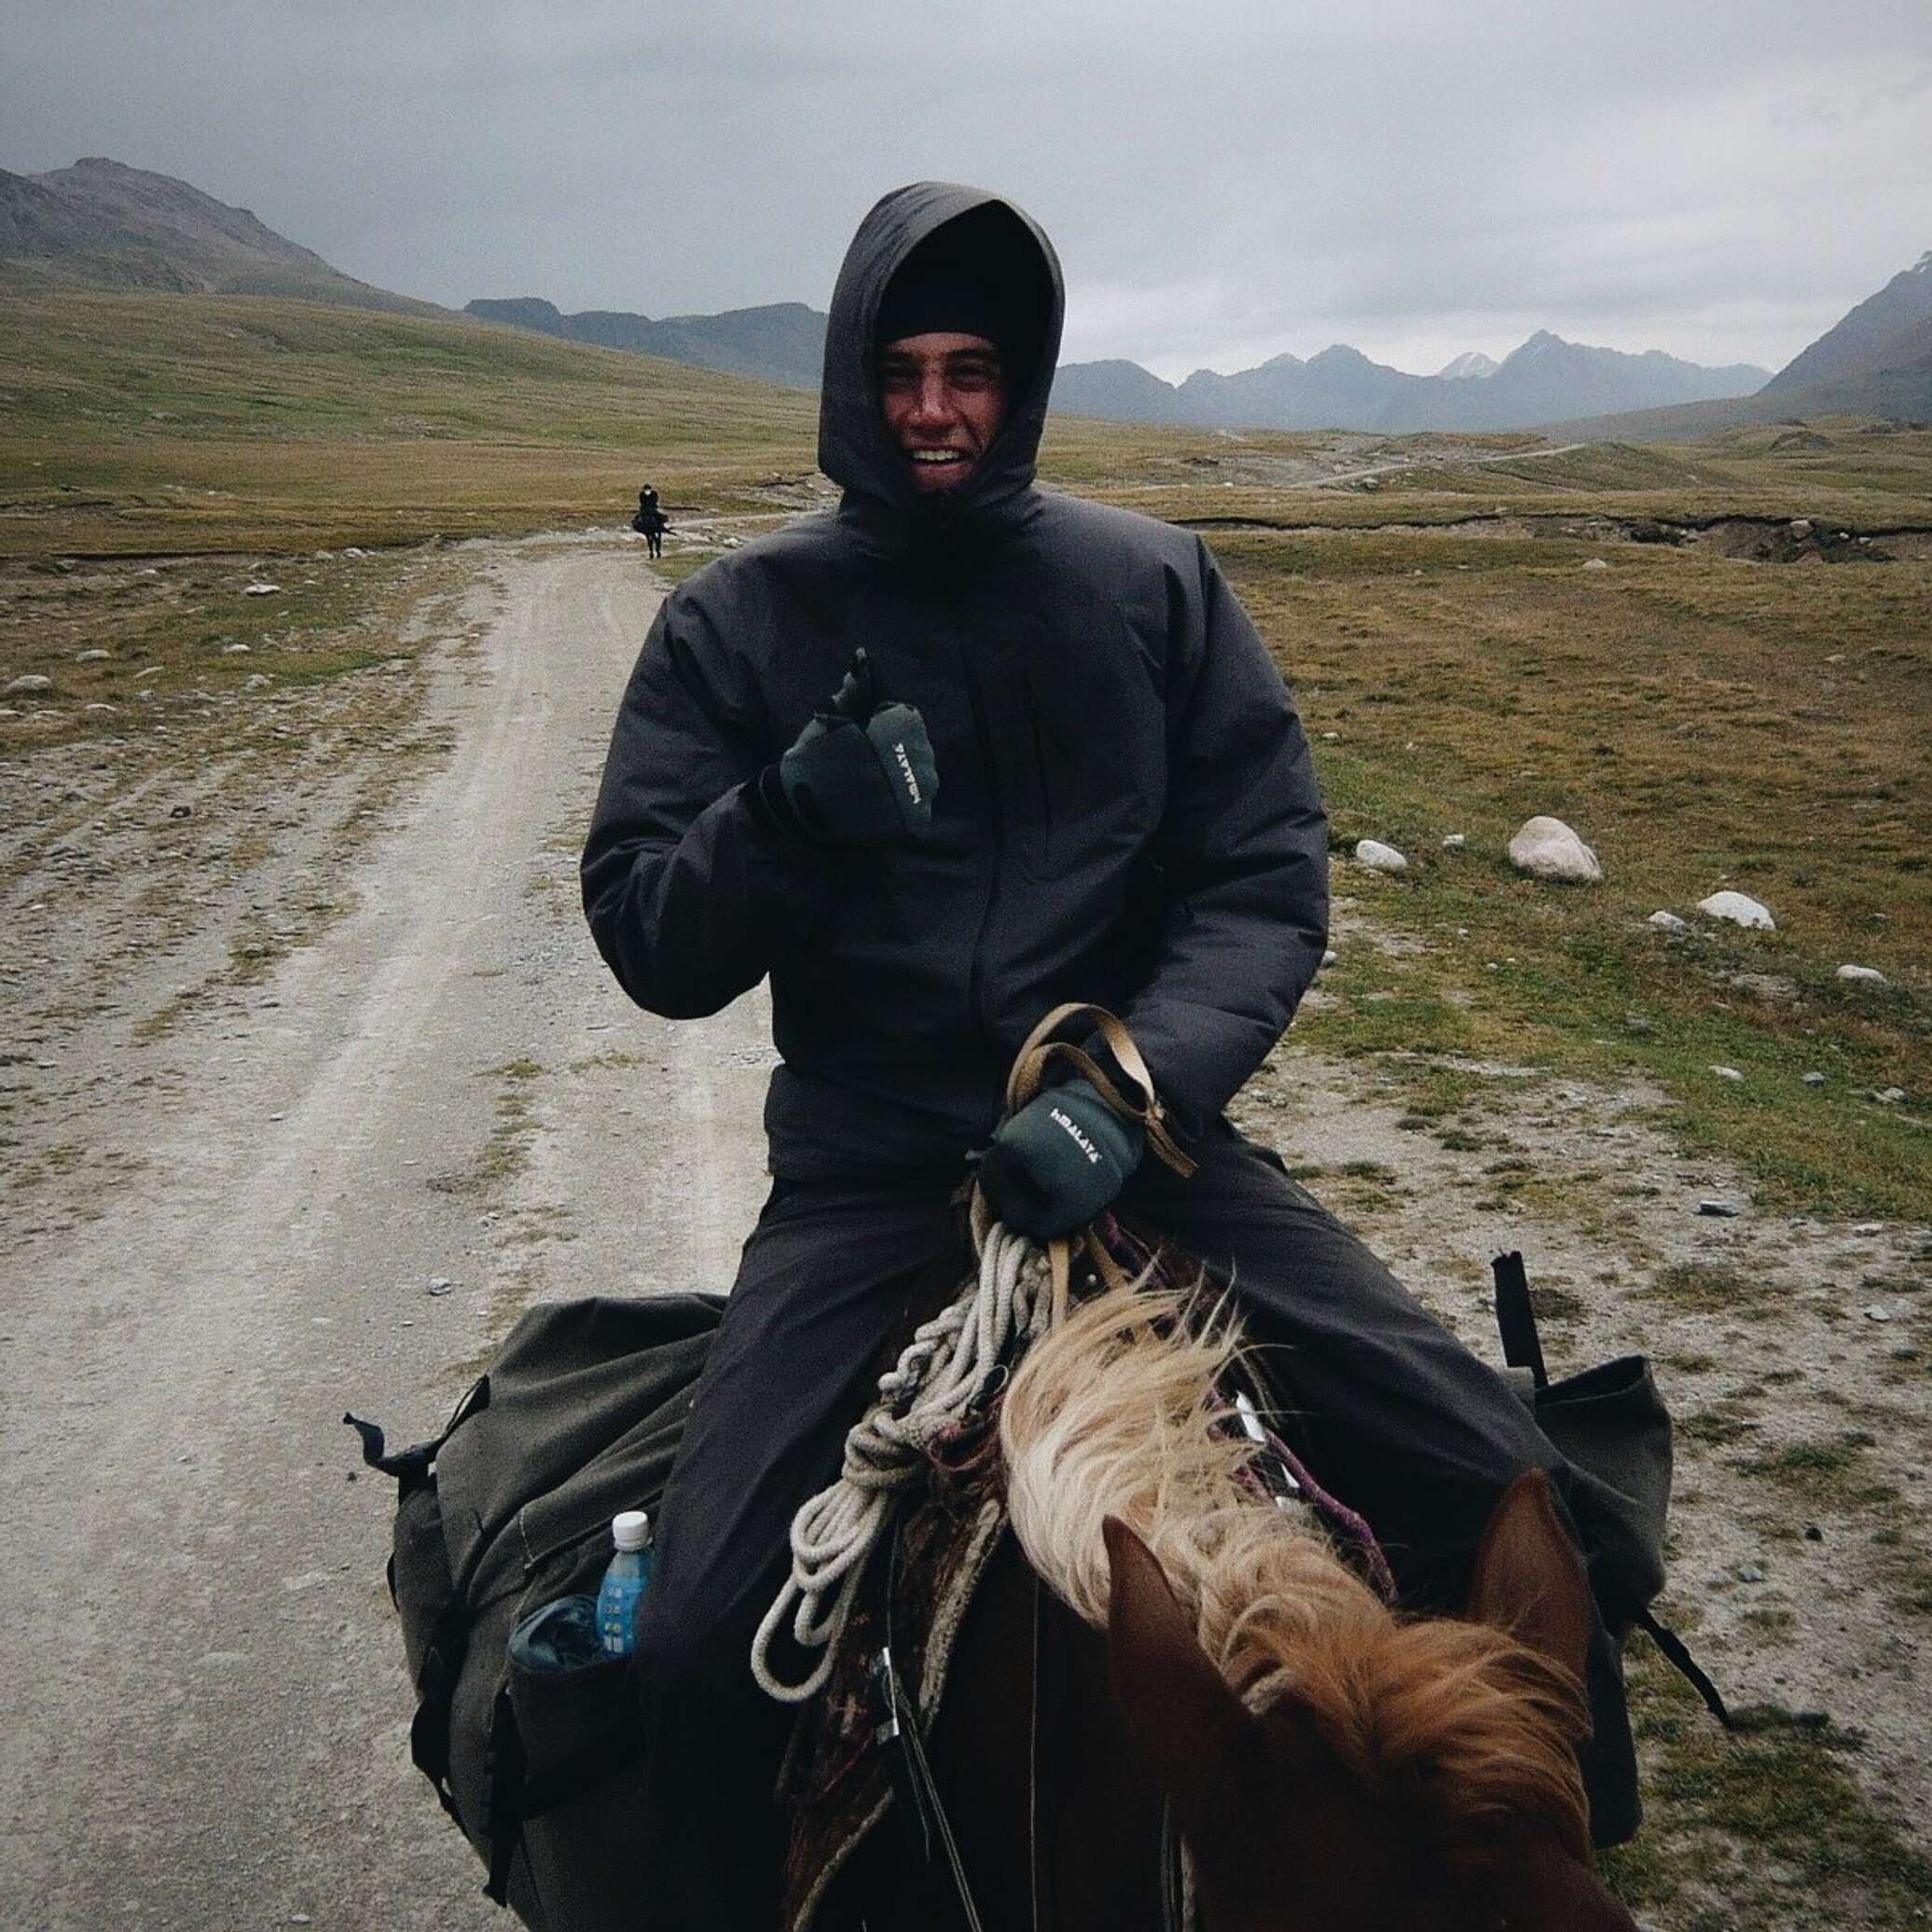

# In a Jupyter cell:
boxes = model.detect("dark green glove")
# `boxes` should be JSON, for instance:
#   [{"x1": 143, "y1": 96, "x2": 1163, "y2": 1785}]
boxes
[
  {"x1": 978, "y1": 1076, "x2": 1145, "y2": 1240},
  {"x1": 774, "y1": 648, "x2": 937, "y2": 846}
]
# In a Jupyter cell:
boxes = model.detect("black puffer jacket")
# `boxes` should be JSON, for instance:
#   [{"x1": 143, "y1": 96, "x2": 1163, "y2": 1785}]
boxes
[{"x1": 582, "y1": 182, "x2": 1329, "y2": 1180}]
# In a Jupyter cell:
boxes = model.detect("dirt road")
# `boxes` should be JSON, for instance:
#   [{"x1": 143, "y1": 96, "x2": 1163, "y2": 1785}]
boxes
[{"x1": 0, "y1": 534, "x2": 771, "y2": 1927}]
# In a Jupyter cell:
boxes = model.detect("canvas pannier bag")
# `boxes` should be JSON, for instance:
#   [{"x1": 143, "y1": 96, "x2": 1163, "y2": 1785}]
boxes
[
  {"x1": 347, "y1": 1291, "x2": 725, "y2": 1928},
  {"x1": 1492, "y1": 1251, "x2": 1729, "y2": 1723}
]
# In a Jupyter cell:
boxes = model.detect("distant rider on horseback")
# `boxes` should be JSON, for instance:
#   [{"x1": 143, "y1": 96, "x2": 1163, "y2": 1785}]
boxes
[{"x1": 582, "y1": 181, "x2": 1638, "y2": 1927}]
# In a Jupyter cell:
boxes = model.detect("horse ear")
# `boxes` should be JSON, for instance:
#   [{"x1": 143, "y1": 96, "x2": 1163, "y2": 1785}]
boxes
[
  {"x1": 1104, "y1": 1515, "x2": 1258, "y2": 1833},
  {"x1": 1466, "y1": 1469, "x2": 1594, "y2": 1685}
]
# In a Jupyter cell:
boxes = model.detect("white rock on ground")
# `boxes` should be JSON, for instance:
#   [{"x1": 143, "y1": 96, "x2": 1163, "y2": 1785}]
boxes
[
  {"x1": 1354, "y1": 839, "x2": 1408, "y2": 874},
  {"x1": 1837, "y1": 964, "x2": 1888, "y2": 985},
  {"x1": 1582, "y1": 558, "x2": 1610, "y2": 571},
  {"x1": 6, "y1": 674, "x2": 54, "y2": 693},
  {"x1": 1442, "y1": 833, "x2": 1466, "y2": 849},
  {"x1": 1649, "y1": 910, "x2": 1689, "y2": 932},
  {"x1": 1710, "y1": 1065, "x2": 1745, "y2": 1082},
  {"x1": 1508, "y1": 816, "x2": 1603, "y2": 883},
  {"x1": 1698, "y1": 890, "x2": 1775, "y2": 931}
]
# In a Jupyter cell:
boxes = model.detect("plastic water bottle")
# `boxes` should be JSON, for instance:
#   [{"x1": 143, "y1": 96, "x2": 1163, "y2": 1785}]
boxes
[{"x1": 596, "y1": 1510, "x2": 655, "y2": 1658}]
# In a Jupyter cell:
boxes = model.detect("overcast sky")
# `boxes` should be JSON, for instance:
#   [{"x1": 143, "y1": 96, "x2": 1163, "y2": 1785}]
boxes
[{"x1": 7, "y1": 1, "x2": 1931, "y2": 379}]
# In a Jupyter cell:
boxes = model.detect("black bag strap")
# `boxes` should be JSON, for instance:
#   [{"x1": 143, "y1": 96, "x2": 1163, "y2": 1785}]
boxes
[
  {"x1": 482, "y1": 1684, "x2": 526, "y2": 1906},
  {"x1": 1632, "y1": 1603, "x2": 1735, "y2": 1730},
  {"x1": 1492, "y1": 1251, "x2": 1548, "y2": 1390},
  {"x1": 343, "y1": 1373, "x2": 491, "y2": 1499}
]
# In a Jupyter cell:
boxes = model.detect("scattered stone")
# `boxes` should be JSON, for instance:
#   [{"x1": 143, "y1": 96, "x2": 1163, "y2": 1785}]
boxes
[
  {"x1": 1874, "y1": 1086, "x2": 1906, "y2": 1104},
  {"x1": 244, "y1": 582, "x2": 282, "y2": 596},
  {"x1": 1441, "y1": 833, "x2": 1465, "y2": 849},
  {"x1": 1581, "y1": 557, "x2": 1610, "y2": 571},
  {"x1": 1320, "y1": 730, "x2": 1340, "y2": 741},
  {"x1": 1737, "y1": 1564, "x2": 1765, "y2": 1583},
  {"x1": 1508, "y1": 815, "x2": 1602, "y2": 883},
  {"x1": 5, "y1": 674, "x2": 53, "y2": 694},
  {"x1": 223, "y1": 642, "x2": 253, "y2": 655},
  {"x1": 1709, "y1": 1065, "x2": 1745, "y2": 1083},
  {"x1": 1697, "y1": 890, "x2": 1775, "y2": 931},
  {"x1": 76, "y1": 649, "x2": 110, "y2": 662},
  {"x1": 343, "y1": 546, "x2": 367, "y2": 558},
  {"x1": 1647, "y1": 909, "x2": 1688, "y2": 932},
  {"x1": 1788, "y1": 518, "x2": 1813, "y2": 539},
  {"x1": 1804, "y1": 1524, "x2": 1823, "y2": 1542},
  {"x1": 1802, "y1": 1071, "x2": 1827, "y2": 1086},
  {"x1": 245, "y1": 673, "x2": 272, "y2": 691},
  {"x1": 169, "y1": 804, "x2": 193, "y2": 819},
  {"x1": 1354, "y1": 839, "x2": 1408, "y2": 874},
  {"x1": 1320, "y1": 949, "x2": 1339, "y2": 968},
  {"x1": 1852, "y1": 1221, "x2": 1884, "y2": 1235},
  {"x1": 426, "y1": 1277, "x2": 454, "y2": 1297},
  {"x1": 1864, "y1": 1305, "x2": 1892, "y2": 1323},
  {"x1": 1698, "y1": 1199, "x2": 1741, "y2": 1217},
  {"x1": 83, "y1": 702, "x2": 116, "y2": 712},
  {"x1": 1836, "y1": 964, "x2": 1887, "y2": 985}
]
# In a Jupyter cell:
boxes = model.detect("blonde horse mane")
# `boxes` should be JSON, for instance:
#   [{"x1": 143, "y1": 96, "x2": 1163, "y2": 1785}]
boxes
[{"x1": 998, "y1": 1279, "x2": 1593, "y2": 1862}]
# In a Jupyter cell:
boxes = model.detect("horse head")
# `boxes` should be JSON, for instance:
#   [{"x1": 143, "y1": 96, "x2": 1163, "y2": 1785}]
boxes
[{"x1": 1103, "y1": 1472, "x2": 1638, "y2": 1932}]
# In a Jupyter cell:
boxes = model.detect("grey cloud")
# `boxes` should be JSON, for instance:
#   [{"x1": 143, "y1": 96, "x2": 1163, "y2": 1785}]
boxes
[{"x1": 5, "y1": 0, "x2": 1930, "y2": 376}]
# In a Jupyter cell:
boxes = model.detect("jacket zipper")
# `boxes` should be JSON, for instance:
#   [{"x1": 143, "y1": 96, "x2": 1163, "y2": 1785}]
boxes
[{"x1": 960, "y1": 641, "x2": 1003, "y2": 1045}]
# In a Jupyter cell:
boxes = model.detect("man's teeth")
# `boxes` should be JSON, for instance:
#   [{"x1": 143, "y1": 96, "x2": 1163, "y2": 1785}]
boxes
[{"x1": 911, "y1": 450, "x2": 962, "y2": 462}]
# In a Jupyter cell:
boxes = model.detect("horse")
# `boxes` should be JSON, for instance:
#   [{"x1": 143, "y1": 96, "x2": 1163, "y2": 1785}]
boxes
[{"x1": 819, "y1": 1275, "x2": 1639, "y2": 1932}]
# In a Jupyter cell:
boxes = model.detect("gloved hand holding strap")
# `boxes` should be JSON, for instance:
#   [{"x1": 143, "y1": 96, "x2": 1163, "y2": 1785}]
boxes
[{"x1": 1003, "y1": 1002, "x2": 1196, "y2": 1181}]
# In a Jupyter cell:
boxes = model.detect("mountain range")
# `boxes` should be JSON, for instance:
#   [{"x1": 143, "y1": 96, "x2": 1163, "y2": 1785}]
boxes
[
  {"x1": 5, "y1": 157, "x2": 1927, "y2": 434},
  {"x1": 1051, "y1": 333, "x2": 1771, "y2": 433},
  {"x1": 463, "y1": 296, "x2": 825, "y2": 389}
]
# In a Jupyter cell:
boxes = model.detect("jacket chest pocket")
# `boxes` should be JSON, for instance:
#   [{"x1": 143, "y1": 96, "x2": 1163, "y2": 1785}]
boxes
[{"x1": 1012, "y1": 621, "x2": 1165, "y2": 879}]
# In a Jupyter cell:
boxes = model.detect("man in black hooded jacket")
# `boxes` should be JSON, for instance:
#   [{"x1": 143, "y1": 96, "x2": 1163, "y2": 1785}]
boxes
[{"x1": 583, "y1": 182, "x2": 1636, "y2": 1923}]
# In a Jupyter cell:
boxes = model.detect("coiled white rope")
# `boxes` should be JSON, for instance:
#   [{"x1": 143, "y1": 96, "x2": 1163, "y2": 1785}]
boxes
[{"x1": 751, "y1": 1219, "x2": 1055, "y2": 1704}]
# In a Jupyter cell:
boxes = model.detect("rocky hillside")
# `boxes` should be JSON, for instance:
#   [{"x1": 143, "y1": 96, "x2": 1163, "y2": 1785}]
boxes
[
  {"x1": 465, "y1": 296, "x2": 826, "y2": 389},
  {"x1": 0, "y1": 157, "x2": 445, "y2": 315},
  {"x1": 1763, "y1": 250, "x2": 1932, "y2": 396}
]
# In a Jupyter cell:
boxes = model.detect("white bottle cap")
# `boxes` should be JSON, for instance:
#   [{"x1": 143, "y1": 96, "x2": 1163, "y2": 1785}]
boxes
[{"x1": 612, "y1": 1510, "x2": 652, "y2": 1552}]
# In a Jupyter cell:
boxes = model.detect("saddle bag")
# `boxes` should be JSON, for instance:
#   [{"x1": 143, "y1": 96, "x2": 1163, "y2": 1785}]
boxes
[
  {"x1": 347, "y1": 1292, "x2": 725, "y2": 1929},
  {"x1": 1493, "y1": 1251, "x2": 1730, "y2": 1723}
]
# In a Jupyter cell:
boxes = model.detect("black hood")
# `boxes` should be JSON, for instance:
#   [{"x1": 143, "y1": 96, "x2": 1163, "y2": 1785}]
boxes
[{"x1": 818, "y1": 183, "x2": 1063, "y2": 544}]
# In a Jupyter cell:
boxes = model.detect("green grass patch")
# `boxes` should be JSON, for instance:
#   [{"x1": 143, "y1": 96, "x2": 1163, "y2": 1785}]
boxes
[
  {"x1": 1222, "y1": 513, "x2": 1931, "y2": 1219},
  {"x1": 1600, "y1": 1646, "x2": 1932, "y2": 1926}
]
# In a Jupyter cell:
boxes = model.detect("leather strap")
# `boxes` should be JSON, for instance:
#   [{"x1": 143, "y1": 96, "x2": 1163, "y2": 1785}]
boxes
[{"x1": 1004, "y1": 1003, "x2": 1196, "y2": 1180}]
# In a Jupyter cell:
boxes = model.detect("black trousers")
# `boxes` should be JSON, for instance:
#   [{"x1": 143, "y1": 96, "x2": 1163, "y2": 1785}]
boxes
[{"x1": 633, "y1": 1125, "x2": 1639, "y2": 1925}]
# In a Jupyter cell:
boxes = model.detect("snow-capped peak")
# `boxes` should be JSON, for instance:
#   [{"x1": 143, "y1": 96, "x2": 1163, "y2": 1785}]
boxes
[{"x1": 1437, "y1": 351, "x2": 1498, "y2": 380}]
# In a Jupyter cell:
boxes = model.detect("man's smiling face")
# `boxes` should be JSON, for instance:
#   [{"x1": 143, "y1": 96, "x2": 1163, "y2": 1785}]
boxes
[{"x1": 876, "y1": 332, "x2": 1009, "y2": 493}]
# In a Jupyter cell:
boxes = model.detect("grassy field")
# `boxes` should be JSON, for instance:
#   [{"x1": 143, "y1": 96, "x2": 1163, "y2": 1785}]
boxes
[
  {"x1": 0, "y1": 290, "x2": 821, "y2": 555},
  {"x1": 1214, "y1": 510, "x2": 1929, "y2": 1220}
]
